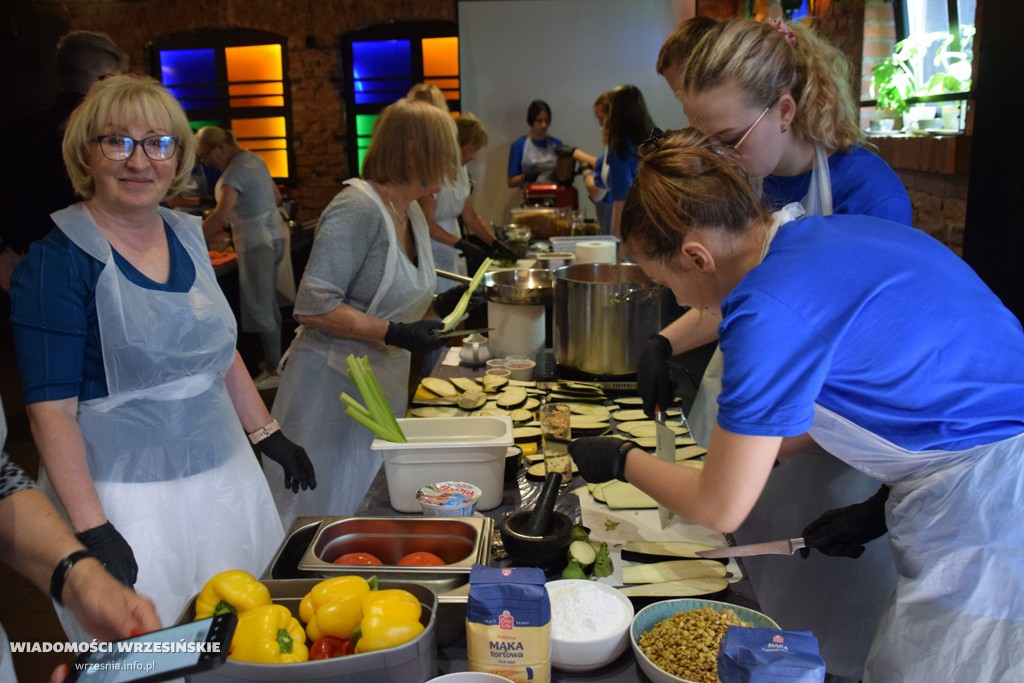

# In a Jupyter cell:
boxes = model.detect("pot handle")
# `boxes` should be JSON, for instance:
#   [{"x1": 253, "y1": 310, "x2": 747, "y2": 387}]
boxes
[
  {"x1": 609, "y1": 284, "x2": 663, "y2": 305},
  {"x1": 436, "y1": 268, "x2": 472, "y2": 284}
]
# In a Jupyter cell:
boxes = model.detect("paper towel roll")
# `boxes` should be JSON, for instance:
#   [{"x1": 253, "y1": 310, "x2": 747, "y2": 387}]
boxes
[
  {"x1": 575, "y1": 240, "x2": 617, "y2": 264},
  {"x1": 488, "y1": 301, "x2": 545, "y2": 360}
]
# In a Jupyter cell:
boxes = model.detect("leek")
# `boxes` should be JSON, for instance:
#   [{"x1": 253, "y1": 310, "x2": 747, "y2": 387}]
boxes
[
  {"x1": 441, "y1": 257, "x2": 492, "y2": 332},
  {"x1": 339, "y1": 354, "x2": 407, "y2": 442}
]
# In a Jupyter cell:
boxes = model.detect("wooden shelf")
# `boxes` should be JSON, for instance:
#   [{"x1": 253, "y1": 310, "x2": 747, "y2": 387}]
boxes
[{"x1": 866, "y1": 133, "x2": 972, "y2": 175}]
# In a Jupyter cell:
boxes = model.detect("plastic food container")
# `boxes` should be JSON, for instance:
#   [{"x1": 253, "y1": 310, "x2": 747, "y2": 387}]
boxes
[
  {"x1": 417, "y1": 481, "x2": 481, "y2": 517},
  {"x1": 504, "y1": 359, "x2": 536, "y2": 381},
  {"x1": 371, "y1": 416, "x2": 514, "y2": 513},
  {"x1": 176, "y1": 579, "x2": 437, "y2": 682}
]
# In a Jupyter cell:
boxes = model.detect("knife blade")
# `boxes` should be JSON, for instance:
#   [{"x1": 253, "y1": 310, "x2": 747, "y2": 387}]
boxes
[
  {"x1": 655, "y1": 410, "x2": 675, "y2": 528},
  {"x1": 696, "y1": 537, "x2": 806, "y2": 559},
  {"x1": 436, "y1": 327, "x2": 494, "y2": 339}
]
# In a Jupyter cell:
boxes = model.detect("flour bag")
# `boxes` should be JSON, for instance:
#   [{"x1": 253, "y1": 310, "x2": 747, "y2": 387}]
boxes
[{"x1": 717, "y1": 627, "x2": 825, "y2": 683}]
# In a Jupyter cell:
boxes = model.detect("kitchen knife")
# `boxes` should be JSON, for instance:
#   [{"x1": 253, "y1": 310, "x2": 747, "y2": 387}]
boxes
[
  {"x1": 655, "y1": 410, "x2": 675, "y2": 528},
  {"x1": 696, "y1": 537, "x2": 806, "y2": 559},
  {"x1": 435, "y1": 327, "x2": 494, "y2": 338}
]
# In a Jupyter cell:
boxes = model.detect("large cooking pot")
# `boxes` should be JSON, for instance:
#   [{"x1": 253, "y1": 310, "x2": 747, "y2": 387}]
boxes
[
  {"x1": 553, "y1": 263, "x2": 664, "y2": 376},
  {"x1": 437, "y1": 268, "x2": 554, "y2": 305}
]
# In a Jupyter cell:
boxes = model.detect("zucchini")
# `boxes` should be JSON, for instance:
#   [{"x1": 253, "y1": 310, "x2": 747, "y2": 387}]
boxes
[
  {"x1": 618, "y1": 576, "x2": 729, "y2": 598},
  {"x1": 621, "y1": 559, "x2": 726, "y2": 585},
  {"x1": 569, "y1": 540, "x2": 597, "y2": 567}
]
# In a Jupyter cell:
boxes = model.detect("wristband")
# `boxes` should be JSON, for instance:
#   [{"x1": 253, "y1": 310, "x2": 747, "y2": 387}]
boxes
[
  {"x1": 247, "y1": 419, "x2": 280, "y2": 445},
  {"x1": 50, "y1": 550, "x2": 97, "y2": 605}
]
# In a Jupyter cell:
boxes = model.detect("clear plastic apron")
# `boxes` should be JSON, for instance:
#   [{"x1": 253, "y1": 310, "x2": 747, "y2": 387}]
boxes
[
  {"x1": 43, "y1": 204, "x2": 283, "y2": 636},
  {"x1": 232, "y1": 206, "x2": 285, "y2": 333},
  {"x1": 522, "y1": 136, "x2": 557, "y2": 183},
  {"x1": 689, "y1": 145, "x2": 898, "y2": 678},
  {"x1": 810, "y1": 406, "x2": 1024, "y2": 682},
  {"x1": 430, "y1": 166, "x2": 471, "y2": 292},
  {"x1": 268, "y1": 179, "x2": 435, "y2": 529}
]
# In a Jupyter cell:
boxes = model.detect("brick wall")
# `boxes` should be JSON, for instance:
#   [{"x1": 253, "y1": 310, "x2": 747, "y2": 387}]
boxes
[{"x1": 44, "y1": 0, "x2": 455, "y2": 219}]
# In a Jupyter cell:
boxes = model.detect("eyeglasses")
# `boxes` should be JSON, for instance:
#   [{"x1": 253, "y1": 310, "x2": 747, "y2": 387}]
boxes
[
  {"x1": 92, "y1": 134, "x2": 179, "y2": 161},
  {"x1": 728, "y1": 98, "x2": 779, "y2": 151}
]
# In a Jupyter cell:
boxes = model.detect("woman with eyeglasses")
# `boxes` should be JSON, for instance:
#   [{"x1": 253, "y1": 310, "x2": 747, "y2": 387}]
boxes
[
  {"x1": 571, "y1": 127, "x2": 1024, "y2": 682},
  {"x1": 636, "y1": 18, "x2": 911, "y2": 680},
  {"x1": 8, "y1": 74, "x2": 314, "y2": 637}
]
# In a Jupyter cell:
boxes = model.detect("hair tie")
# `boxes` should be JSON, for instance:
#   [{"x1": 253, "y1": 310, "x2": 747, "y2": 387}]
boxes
[{"x1": 765, "y1": 18, "x2": 797, "y2": 46}]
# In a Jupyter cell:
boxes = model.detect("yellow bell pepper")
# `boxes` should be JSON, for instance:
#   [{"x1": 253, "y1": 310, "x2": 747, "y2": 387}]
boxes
[
  {"x1": 299, "y1": 575, "x2": 374, "y2": 642},
  {"x1": 352, "y1": 589, "x2": 424, "y2": 654},
  {"x1": 229, "y1": 604, "x2": 309, "y2": 664},
  {"x1": 360, "y1": 589, "x2": 422, "y2": 622},
  {"x1": 195, "y1": 569, "x2": 271, "y2": 620}
]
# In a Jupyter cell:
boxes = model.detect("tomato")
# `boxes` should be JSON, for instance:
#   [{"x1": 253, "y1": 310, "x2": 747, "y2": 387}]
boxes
[
  {"x1": 332, "y1": 552, "x2": 384, "y2": 566},
  {"x1": 309, "y1": 635, "x2": 354, "y2": 660},
  {"x1": 397, "y1": 551, "x2": 446, "y2": 566}
]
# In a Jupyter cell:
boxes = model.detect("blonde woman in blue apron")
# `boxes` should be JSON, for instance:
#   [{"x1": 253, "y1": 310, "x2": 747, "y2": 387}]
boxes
[
  {"x1": 507, "y1": 100, "x2": 563, "y2": 188},
  {"x1": 196, "y1": 126, "x2": 291, "y2": 389},
  {"x1": 268, "y1": 99, "x2": 462, "y2": 530},
  {"x1": 636, "y1": 18, "x2": 911, "y2": 679},
  {"x1": 572, "y1": 128, "x2": 1024, "y2": 681},
  {"x1": 8, "y1": 76, "x2": 314, "y2": 638}
]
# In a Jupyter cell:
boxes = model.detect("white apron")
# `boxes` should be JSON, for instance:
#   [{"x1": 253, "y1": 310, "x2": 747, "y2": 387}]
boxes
[
  {"x1": 231, "y1": 205, "x2": 286, "y2": 334},
  {"x1": 430, "y1": 166, "x2": 472, "y2": 292},
  {"x1": 689, "y1": 152, "x2": 898, "y2": 677},
  {"x1": 810, "y1": 406, "x2": 1024, "y2": 682},
  {"x1": 522, "y1": 137, "x2": 557, "y2": 183},
  {"x1": 44, "y1": 204, "x2": 283, "y2": 636},
  {"x1": 268, "y1": 179, "x2": 435, "y2": 529}
]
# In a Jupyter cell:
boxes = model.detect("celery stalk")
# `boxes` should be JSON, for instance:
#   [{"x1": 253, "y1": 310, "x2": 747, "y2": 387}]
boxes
[
  {"x1": 340, "y1": 355, "x2": 407, "y2": 442},
  {"x1": 441, "y1": 257, "x2": 492, "y2": 332},
  {"x1": 344, "y1": 405, "x2": 404, "y2": 443},
  {"x1": 358, "y1": 356, "x2": 404, "y2": 438}
]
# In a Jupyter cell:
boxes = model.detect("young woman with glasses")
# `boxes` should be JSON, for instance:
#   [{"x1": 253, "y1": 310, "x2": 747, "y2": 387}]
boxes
[{"x1": 636, "y1": 18, "x2": 912, "y2": 681}]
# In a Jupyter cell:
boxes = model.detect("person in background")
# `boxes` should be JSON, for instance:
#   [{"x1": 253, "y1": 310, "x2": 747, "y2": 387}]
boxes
[
  {"x1": 580, "y1": 91, "x2": 613, "y2": 234},
  {"x1": 572, "y1": 127, "x2": 1024, "y2": 682},
  {"x1": 636, "y1": 19, "x2": 911, "y2": 680},
  {"x1": 8, "y1": 75, "x2": 314, "y2": 637},
  {"x1": 603, "y1": 85, "x2": 656, "y2": 237},
  {"x1": 655, "y1": 15, "x2": 720, "y2": 96},
  {"x1": 0, "y1": 30, "x2": 128, "y2": 291},
  {"x1": 195, "y1": 126, "x2": 291, "y2": 390},
  {"x1": 506, "y1": 99, "x2": 563, "y2": 188},
  {"x1": 0, "y1": 395, "x2": 161, "y2": 682},
  {"x1": 268, "y1": 98, "x2": 473, "y2": 528},
  {"x1": 407, "y1": 85, "x2": 503, "y2": 282}
]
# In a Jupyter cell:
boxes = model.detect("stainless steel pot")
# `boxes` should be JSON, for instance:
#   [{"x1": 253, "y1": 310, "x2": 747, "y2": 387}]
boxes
[
  {"x1": 553, "y1": 263, "x2": 664, "y2": 376},
  {"x1": 437, "y1": 268, "x2": 554, "y2": 305}
]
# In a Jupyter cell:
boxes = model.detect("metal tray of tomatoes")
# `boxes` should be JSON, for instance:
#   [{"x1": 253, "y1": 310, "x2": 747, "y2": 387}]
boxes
[{"x1": 295, "y1": 516, "x2": 492, "y2": 594}]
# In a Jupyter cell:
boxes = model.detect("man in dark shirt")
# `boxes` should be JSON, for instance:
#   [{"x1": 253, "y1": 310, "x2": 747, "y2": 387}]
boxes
[{"x1": 0, "y1": 30, "x2": 128, "y2": 290}]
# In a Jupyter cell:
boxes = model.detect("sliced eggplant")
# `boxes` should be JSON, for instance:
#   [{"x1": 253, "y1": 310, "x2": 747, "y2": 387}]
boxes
[
  {"x1": 509, "y1": 379, "x2": 538, "y2": 388},
  {"x1": 409, "y1": 406, "x2": 466, "y2": 418},
  {"x1": 621, "y1": 559, "x2": 726, "y2": 584},
  {"x1": 620, "y1": 541, "x2": 720, "y2": 564},
  {"x1": 509, "y1": 408, "x2": 533, "y2": 424},
  {"x1": 457, "y1": 389, "x2": 487, "y2": 410},
  {"x1": 618, "y1": 576, "x2": 729, "y2": 598},
  {"x1": 410, "y1": 395, "x2": 460, "y2": 407},
  {"x1": 512, "y1": 426, "x2": 542, "y2": 442},
  {"x1": 602, "y1": 480, "x2": 658, "y2": 509},
  {"x1": 482, "y1": 374, "x2": 509, "y2": 393},
  {"x1": 421, "y1": 377, "x2": 458, "y2": 398},
  {"x1": 477, "y1": 407, "x2": 511, "y2": 417},
  {"x1": 496, "y1": 386, "x2": 527, "y2": 409},
  {"x1": 450, "y1": 377, "x2": 482, "y2": 393}
]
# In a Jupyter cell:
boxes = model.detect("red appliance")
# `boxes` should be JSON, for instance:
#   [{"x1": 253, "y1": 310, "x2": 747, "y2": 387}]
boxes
[{"x1": 522, "y1": 183, "x2": 578, "y2": 210}]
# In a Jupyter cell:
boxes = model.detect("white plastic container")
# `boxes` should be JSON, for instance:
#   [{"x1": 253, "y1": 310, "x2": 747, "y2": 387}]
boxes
[{"x1": 371, "y1": 416, "x2": 513, "y2": 513}]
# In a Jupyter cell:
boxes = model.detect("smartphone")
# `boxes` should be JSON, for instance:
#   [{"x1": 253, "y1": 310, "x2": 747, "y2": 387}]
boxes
[{"x1": 64, "y1": 613, "x2": 236, "y2": 683}]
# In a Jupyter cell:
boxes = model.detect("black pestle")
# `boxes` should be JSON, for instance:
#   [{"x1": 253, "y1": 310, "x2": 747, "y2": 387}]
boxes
[{"x1": 525, "y1": 471, "x2": 563, "y2": 536}]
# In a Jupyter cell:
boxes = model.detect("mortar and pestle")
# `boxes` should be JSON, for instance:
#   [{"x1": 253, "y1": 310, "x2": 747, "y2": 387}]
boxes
[{"x1": 499, "y1": 471, "x2": 573, "y2": 572}]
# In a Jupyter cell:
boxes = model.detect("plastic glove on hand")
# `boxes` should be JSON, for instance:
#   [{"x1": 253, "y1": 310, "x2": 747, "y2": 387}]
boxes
[
  {"x1": 801, "y1": 485, "x2": 890, "y2": 559},
  {"x1": 522, "y1": 168, "x2": 540, "y2": 184},
  {"x1": 637, "y1": 334, "x2": 675, "y2": 417},
  {"x1": 555, "y1": 144, "x2": 577, "y2": 159},
  {"x1": 568, "y1": 437, "x2": 638, "y2": 483},
  {"x1": 489, "y1": 240, "x2": 518, "y2": 262},
  {"x1": 385, "y1": 319, "x2": 446, "y2": 352},
  {"x1": 261, "y1": 431, "x2": 317, "y2": 494},
  {"x1": 454, "y1": 239, "x2": 489, "y2": 276},
  {"x1": 76, "y1": 522, "x2": 138, "y2": 588},
  {"x1": 433, "y1": 285, "x2": 485, "y2": 319}
]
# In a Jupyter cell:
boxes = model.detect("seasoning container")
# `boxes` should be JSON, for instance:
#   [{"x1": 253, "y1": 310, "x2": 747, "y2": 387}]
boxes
[{"x1": 417, "y1": 481, "x2": 482, "y2": 517}]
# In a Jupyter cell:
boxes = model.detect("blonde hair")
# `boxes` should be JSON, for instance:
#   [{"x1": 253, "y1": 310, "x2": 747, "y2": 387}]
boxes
[
  {"x1": 656, "y1": 16, "x2": 719, "y2": 78},
  {"x1": 195, "y1": 125, "x2": 239, "y2": 150},
  {"x1": 362, "y1": 98, "x2": 458, "y2": 187},
  {"x1": 680, "y1": 18, "x2": 862, "y2": 151},
  {"x1": 621, "y1": 128, "x2": 768, "y2": 262},
  {"x1": 455, "y1": 113, "x2": 489, "y2": 149},
  {"x1": 62, "y1": 74, "x2": 196, "y2": 199},
  {"x1": 406, "y1": 83, "x2": 449, "y2": 111}
]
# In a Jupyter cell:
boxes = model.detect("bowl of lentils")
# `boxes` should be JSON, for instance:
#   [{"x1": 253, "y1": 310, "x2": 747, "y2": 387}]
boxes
[{"x1": 630, "y1": 598, "x2": 779, "y2": 683}]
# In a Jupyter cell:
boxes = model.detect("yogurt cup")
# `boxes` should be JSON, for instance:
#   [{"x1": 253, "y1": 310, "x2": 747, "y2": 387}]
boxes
[
  {"x1": 504, "y1": 359, "x2": 536, "y2": 381},
  {"x1": 417, "y1": 481, "x2": 482, "y2": 517}
]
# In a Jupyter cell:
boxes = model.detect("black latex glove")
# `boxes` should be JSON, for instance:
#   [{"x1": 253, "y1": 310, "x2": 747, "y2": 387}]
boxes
[
  {"x1": 260, "y1": 431, "x2": 317, "y2": 494},
  {"x1": 637, "y1": 333, "x2": 675, "y2": 418},
  {"x1": 555, "y1": 144, "x2": 577, "y2": 158},
  {"x1": 569, "y1": 437, "x2": 640, "y2": 483},
  {"x1": 76, "y1": 522, "x2": 138, "y2": 588},
  {"x1": 800, "y1": 485, "x2": 890, "y2": 559},
  {"x1": 385, "y1": 319, "x2": 446, "y2": 352},
  {"x1": 455, "y1": 238, "x2": 489, "y2": 276},
  {"x1": 522, "y1": 168, "x2": 540, "y2": 184},
  {"x1": 489, "y1": 240, "x2": 518, "y2": 262},
  {"x1": 433, "y1": 285, "x2": 485, "y2": 319}
]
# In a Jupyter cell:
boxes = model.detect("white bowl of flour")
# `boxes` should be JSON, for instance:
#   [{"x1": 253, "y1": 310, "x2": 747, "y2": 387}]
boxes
[{"x1": 545, "y1": 579, "x2": 635, "y2": 671}]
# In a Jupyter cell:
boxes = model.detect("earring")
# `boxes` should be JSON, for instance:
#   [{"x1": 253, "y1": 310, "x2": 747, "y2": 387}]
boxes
[{"x1": 781, "y1": 124, "x2": 788, "y2": 133}]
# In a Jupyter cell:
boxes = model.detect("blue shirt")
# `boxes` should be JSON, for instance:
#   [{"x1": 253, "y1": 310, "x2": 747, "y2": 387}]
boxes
[
  {"x1": 506, "y1": 134, "x2": 563, "y2": 178},
  {"x1": 606, "y1": 140, "x2": 639, "y2": 201},
  {"x1": 717, "y1": 214, "x2": 1024, "y2": 451},
  {"x1": 10, "y1": 222, "x2": 197, "y2": 404},
  {"x1": 763, "y1": 147, "x2": 911, "y2": 224}
]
